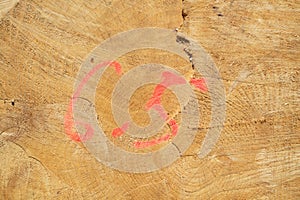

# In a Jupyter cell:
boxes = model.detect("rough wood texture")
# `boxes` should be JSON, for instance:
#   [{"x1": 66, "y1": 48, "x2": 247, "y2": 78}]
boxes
[
  {"x1": 0, "y1": 0, "x2": 18, "y2": 18},
  {"x1": 0, "y1": 0, "x2": 299, "y2": 199}
]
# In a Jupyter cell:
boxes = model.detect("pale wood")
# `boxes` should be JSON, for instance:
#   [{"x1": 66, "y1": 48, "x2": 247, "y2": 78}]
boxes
[{"x1": 0, "y1": 0, "x2": 19, "y2": 18}]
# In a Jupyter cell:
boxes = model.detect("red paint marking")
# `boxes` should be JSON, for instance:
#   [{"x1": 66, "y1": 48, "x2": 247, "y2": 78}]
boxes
[
  {"x1": 134, "y1": 134, "x2": 170, "y2": 149},
  {"x1": 169, "y1": 119, "x2": 178, "y2": 136},
  {"x1": 132, "y1": 71, "x2": 184, "y2": 148},
  {"x1": 110, "y1": 71, "x2": 206, "y2": 149},
  {"x1": 110, "y1": 61, "x2": 122, "y2": 75},
  {"x1": 190, "y1": 78, "x2": 207, "y2": 92},
  {"x1": 133, "y1": 103, "x2": 178, "y2": 149},
  {"x1": 152, "y1": 104, "x2": 168, "y2": 120},
  {"x1": 64, "y1": 61, "x2": 122, "y2": 142},
  {"x1": 161, "y1": 71, "x2": 186, "y2": 87},
  {"x1": 112, "y1": 121, "x2": 129, "y2": 138},
  {"x1": 133, "y1": 119, "x2": 178, "y2": 149},
  {"x1": 157, "y1": 134, "x2": 171, "y2": 143},
  {"x1": 64, "y1": 104, "x2": 81, "y2": 141},
  {"x1": 145, "y1": 71, "x2": 186, "y2": 110},
  {"x1": 145, "y1": 84, "x2": 166, "y2": 110}
]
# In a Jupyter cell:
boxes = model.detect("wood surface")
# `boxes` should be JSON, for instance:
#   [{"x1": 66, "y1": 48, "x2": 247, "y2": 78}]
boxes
[{"x1": 0, "y1": 0, "x2": 299, "y2": 199}]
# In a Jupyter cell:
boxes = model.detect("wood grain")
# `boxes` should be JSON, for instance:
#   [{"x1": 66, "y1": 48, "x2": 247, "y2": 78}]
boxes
[{"x1": 0, "y1": 0, "x2": 299, "y2": 199}]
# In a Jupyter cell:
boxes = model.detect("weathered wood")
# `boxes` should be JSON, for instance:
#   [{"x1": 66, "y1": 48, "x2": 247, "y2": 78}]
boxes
[{"x1": 0, "y1": 0, "x2": 299, "y2": 199}]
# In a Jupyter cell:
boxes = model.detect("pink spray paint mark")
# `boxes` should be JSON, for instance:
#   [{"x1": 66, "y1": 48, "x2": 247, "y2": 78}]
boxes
[
  {"x1": 168, "y1": 119, "x2": 178, "y2": 136},
  {"x1": 112, "y1": 121, "x2": 130, "y2": 138},
  {"x1": 152, "y1": 104, "x2": 168, "y2": 120},
  {"x1": 112, "y1": 97, "x2": 177, "y2": 148},
  {"x1": 133, "y1": 118, "x2": 178, "y2": 149},
  {"x1": 190, "y1": 78, "x2": 207, "y2": 92},
  {"x1": 145, "y1": 71, "x2": 186, "y2": 110},
  {"x1": 111, "y1": 71, "x2": 207, "y2": 149},
  {"x1": 161, "y1": 71, "x2": 186, "y2": 87},
  {"x1": 134, "y1": 134, "x2": 171, "y2": 149},
  {"x1": 145, "y1": 84, "x2": 166, "y2": 110},
  {"x1": 133, "y1": 71, "x2": 183, "y2": 149},
  {"x1": 64, "y1": 61, "x2": 122, "y2": 142}
]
